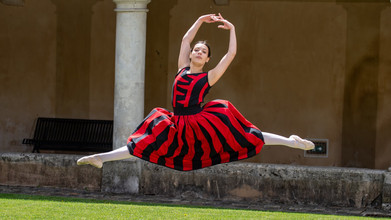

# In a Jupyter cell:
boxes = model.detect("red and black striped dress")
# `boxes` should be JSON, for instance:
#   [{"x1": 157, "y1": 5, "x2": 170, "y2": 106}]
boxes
[{"x1": 127, "y1": 67, "x2": 264, "y2": 171}]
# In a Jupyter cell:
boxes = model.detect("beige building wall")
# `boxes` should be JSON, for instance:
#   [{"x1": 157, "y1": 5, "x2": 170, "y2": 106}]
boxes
[
  {"x1": 164, "y1": 1, "x2": 346, "y2": 167},
  {"x1": 0, "y1": 0, "x2": 116, "y2": 151},
  {"x1": 0, "y1": 1, "x2": 57, "y2": 152},
  {"x1": 377, "y1": 7, "x2": 391, "y2": 169},
  {"x1": 0, "y1": 0, "x2": 390, "y2": 169}
]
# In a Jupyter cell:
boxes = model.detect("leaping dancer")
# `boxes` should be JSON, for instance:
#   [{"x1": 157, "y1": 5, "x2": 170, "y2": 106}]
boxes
[{"x1": 77, "y1": 14, "x2": 314, "y2": 171}]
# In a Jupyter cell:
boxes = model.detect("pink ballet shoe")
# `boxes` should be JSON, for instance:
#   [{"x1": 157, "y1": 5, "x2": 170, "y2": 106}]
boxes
[
  {"x1": 77, "y1": 155, "x2": 103, "y2": 168},
  {"x1": 290, "y1": 135, "x2": 315, "y2": 150}
]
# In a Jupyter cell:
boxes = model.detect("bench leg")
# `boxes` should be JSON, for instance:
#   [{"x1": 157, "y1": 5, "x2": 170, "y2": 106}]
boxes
[{"x1": 32, "y1": 145, "x2": 40, "y2": 153}]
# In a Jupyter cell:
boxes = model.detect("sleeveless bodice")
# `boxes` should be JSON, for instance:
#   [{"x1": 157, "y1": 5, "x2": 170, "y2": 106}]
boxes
[{"x1": 172, "y1": 67, "x2": 210, "y2": 114}]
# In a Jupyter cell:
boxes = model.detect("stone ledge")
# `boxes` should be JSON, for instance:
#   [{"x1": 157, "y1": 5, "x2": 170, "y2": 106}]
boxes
[
  {"x1": 137, "y1": 161, "x2": 385, "y2": 209},
  {"x1": 0, "y1": 153, "x2": 389, "y2": 210},
  {"x1": 0, "y1": 153, "x2": 102, "y2": 191}
]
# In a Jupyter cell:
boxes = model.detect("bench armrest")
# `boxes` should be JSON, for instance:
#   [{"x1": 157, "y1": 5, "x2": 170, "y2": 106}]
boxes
[{"x1": 22, "y1": 139, "x2": 34, "y2": 145}]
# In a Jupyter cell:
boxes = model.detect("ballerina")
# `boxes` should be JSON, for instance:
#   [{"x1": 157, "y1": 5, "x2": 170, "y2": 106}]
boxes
[{"x1": 77, "y1": 13, "x2": 314, "y2": 170}]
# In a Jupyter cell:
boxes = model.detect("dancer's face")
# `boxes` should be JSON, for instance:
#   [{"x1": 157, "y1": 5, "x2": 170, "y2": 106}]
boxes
[{"x1": 190, "y1": 43, "x2": 210, "y2": 65}]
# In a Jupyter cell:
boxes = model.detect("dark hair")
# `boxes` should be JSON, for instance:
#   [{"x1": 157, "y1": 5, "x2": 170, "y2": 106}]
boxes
[{"x1": 191, "y1": 40, "x2": 211, "y2": 58}]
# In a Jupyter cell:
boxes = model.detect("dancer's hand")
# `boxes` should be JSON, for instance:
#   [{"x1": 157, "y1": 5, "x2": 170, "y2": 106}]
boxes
[
  {"x1": 198, "y1": 14, "x2": 219, "y2": 23},
  {"x1": 214, "y1": 13, "x2": 234, "y2": 30}
]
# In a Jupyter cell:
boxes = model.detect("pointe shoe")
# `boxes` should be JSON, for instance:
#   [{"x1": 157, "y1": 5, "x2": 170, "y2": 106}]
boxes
[
  {"x1": 290, "y1": 135, "x2": 315, "y2": 150},
  {"x1": 77, "y1": 155, "x2": 103, "y2": 168}
]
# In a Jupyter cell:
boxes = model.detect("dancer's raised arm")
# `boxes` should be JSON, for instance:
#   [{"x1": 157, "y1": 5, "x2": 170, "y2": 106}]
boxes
[
  {"x1": 178, "y1": 14, "x2": 217, "y2": 70},
  {"x1": 208, "y1": 15, "x2": 237, "y2": 86}
]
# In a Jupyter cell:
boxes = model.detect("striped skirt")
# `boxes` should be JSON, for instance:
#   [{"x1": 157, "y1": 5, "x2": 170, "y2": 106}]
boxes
[{"x1": 127, "y1": 99, "x2": 264, "y2": 171}]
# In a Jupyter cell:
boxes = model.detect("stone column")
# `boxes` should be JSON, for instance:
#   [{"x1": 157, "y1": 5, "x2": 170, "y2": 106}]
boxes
[{"x1": 112, "y1": 0, "x2": 151, "y2": 149}]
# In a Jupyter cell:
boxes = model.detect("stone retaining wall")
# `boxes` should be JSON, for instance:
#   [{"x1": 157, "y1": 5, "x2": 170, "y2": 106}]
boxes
[
  {"x1": 0, "y1": 153, "x2": 101, "y2": 191},
  {"x1": 1, "y1": 153, "x2": 390, "y2": 210}
]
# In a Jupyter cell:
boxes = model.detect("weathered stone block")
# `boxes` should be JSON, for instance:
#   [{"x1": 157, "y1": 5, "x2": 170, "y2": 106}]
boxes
[
  {"x1": 0, "y1": 153, "x2": 101, "y2": 191},
  {"x1": 101, "y1": 157, "x2": 142, "y2": 194},
  {"x1": 382, "y1": 172, "x2": 391, "y2": 210},
  {"x1": 139, "y1": 162, "x2": 385, "y2": 208}
]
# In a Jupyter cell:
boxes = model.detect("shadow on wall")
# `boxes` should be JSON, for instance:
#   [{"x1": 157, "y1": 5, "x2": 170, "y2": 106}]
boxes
[
  {"x1": 342, "y1": 56, "x2": 378, "y2": 168},
  {"x1": 0, "y1": 0, "x2": 24, "y2": 7},
  {"x1": 52, "y1": 0, "x2": 101, "y2": 118}
]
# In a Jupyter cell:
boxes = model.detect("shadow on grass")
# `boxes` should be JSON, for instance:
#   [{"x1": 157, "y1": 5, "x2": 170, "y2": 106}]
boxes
[{"x1": 0, "y1": 193, "x2": 252, "y2": 212}]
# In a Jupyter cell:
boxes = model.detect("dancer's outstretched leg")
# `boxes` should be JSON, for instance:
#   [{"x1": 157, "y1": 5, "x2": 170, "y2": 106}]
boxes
[
  {"x1": 77, "y1": 146, "x2": 132, "y2": 168},
  {"x1": 263, "y1": 132, "x2": 314, "y2": 150},
  {"x1": 77, "y1": 133, "x2": 314, "y2": 168}
]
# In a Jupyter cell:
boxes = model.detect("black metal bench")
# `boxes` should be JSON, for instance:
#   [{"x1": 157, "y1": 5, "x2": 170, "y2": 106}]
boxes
[{"x1": 23, "y1": 117, "x2": 113, "y2": 153}]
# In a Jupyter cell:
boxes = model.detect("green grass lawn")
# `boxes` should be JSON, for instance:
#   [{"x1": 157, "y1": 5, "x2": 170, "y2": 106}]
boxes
[{"x1": 0, "y1": 193, "x2": 381, "y2": 219}]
